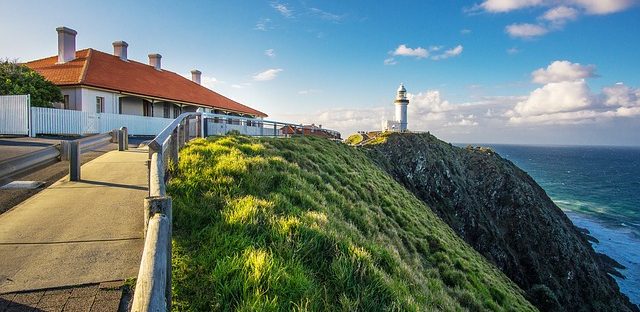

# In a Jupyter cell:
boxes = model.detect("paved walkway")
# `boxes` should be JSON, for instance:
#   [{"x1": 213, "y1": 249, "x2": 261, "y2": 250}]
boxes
[
  {"x1": 0, "y1": 148, "x2": 148, "y2": 295},
  {"x1": 0, "y1": 281, "x2": 128, "y2": 312}
]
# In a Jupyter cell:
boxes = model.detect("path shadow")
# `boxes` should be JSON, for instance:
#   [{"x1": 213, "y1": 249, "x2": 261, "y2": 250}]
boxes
[{"x1": 78, "y1": 180, "x2": 148, "y2": 191}]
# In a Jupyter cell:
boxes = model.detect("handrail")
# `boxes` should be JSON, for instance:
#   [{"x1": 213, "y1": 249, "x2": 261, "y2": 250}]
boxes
[
  {"x1": 0, "y1": 130, "x2": 120, "y2": 182},
  {"x1": 201, "y1": 112, "x2": 341, "y2": 138},
  {"x1": 147, "y1": 112, "x2": 201, "y2": 154},
  {"x1": 133, "y1": 111, "x2": 201, "y2": 311}
]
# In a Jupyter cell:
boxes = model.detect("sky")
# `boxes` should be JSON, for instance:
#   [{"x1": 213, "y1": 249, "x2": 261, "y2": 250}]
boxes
[{"x1": 1, "y1": 0, "x2": 640, "y2": 146}]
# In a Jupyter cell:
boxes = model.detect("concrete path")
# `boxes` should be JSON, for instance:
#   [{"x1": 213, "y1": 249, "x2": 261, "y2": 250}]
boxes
[{"x1": 0, "y1": 148, "x2": 148, "y2": 294}]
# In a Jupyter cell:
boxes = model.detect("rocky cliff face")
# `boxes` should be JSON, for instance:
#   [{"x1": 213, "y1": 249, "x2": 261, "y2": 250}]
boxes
[{"x1": 364, "y1": 133, "x2": 638, "y2": 312}]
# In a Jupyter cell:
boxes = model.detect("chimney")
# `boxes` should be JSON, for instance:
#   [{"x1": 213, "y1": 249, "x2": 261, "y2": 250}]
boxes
[
  {"x1": 56, "y1": 26, "x2": 77, "y2": 64},
  {"x1": 113, "y1": 41, "x2": 128, "y2": 61},
  {"x1": 191, "y1": 69, "x2": 202, "y2": 85},
  {"x1": 148, "y1": 53, "x2": 162, "y2": 70}
]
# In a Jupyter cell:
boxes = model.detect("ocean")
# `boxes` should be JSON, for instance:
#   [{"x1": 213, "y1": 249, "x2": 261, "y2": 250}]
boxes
[{"x1": 482, "y1": 144, "x2": 640, "y2": 306}]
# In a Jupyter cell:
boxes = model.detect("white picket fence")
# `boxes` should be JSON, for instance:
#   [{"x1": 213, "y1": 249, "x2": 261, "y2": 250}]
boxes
[
  {"x1": 29, "y1": 107, "x2": 173, "y2": 136},
  {"x1": 0, "y1": 95, "x2": 30, "y2": 135}
]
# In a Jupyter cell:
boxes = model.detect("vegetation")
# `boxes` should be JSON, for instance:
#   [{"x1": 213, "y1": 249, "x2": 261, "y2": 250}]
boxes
[
  {"x1": 0, "y1": 59, "x2": 62, "y2": 107},
  {"x1": 168, "y1": 135, "x2": 536, "y2": 311},
  {"x1": 345, "y1": 133, "x2": 364, "y2": 145}
]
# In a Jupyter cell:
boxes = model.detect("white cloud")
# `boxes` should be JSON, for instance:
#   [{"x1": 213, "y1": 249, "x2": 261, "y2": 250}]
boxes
[
  {"x1": 542, "y1": 6, "x2": 579, "y2": 22},
  {"x1": 505, "y1": 23, "x2": 548, "y2": 38},
  {"x1": 602, "y1": 83, "x2": 640, "y2": 107},
  {"x1": 531, "y1": 60, "x2": 596, "y2": 84},
  {"x1": 507, "y1": 61, "x2": 640, "y2": 124},
  {"x1": 255, "y1": 18, "x2": 272, "y2": 31},
  {"x1": 201, "y1": 76, "x2": 221, "y2": 90},
  {"x1": 252, "y1": 68, "x2": 283, "y2": 81},
  {"x1": 298, "y1": 89, "x2": 322, "y2": 95},
  {"x1": 392, "y1": 44, "x2": 429, "y2": 59},
  {"x1": 461, "y1": 29, "x2": 472, "y2": 34},
  {"x1": 383, "y1": 57, "x2": 397, "y2": 65},
  {"x1": 507, "y1": 47, "x2": 520, "y2": 54},
  {"x1": 271, "y1": 2, "x2": 293, "y2": 17},
  {"x1": 570, "y1": 0, "x2": 635, "y2": 14},
  {"x1": 446, "y1": 114, "x2": 479, "y2": 127},
  {"x1": 309, "y1": 7, "x2": 344, "y2": 22},
  {"x1": 510, "y1": 80, "x2": 594, "y2": 117},
  {"x1": 264, "y1": 49, "x2": 276, "y2": 58},
  {"x1": 432, "y1": 45, "x2": 463, "y2": 60},
  {"x1": 480, "y1": 0, "x2": 545, "y2": 12},
  {"x1": 478, "y1": 0, "x2": 634, "y2": 14}
]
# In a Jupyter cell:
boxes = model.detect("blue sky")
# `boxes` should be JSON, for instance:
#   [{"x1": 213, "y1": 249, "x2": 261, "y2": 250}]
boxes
[{"x1": 1, "y1": 0, "x2": 639, "y2": 145}]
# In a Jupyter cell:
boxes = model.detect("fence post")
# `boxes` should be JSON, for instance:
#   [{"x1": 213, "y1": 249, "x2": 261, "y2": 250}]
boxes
[
  {"x1": 169, "y1": 129, "x2": 178, "y2": 166},
  {"x1": 203, "y1": 116, "x2": 208, "y2": 138},
  {"x1": 184, "y1": 118, "x2": 190, "y2": 142},
  {"x1": 69, "y1": 141, "x2": 80, "y2": 181},
  {"x1": 178, "y1": 123, "x2": 185, "y2": 149},
  {"x1": 195, "y1": 114, "x2": 202, "y2": 138},
  {"x1": 118, "y1": 129, "x2": 126, "y2": 151},
  {"x1": 141, "y1": 196, "x2": 173, "y2": 310},
  {"x1": 122, "y1": 127, "x2": 129, "y2": 150}
]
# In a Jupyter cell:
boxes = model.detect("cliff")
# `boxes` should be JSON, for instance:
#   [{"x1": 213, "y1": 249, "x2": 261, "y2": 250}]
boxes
[
  {"x1": 167, "y1": 136, "x2": 535, "y2": 311},
  {"x1": 363, "y1": 132, "x2": 638, "y2": 311}
]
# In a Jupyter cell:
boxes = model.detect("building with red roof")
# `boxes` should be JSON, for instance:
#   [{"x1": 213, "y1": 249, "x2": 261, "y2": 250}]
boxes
[{"x1": 24, "y1": 27, "x2": 267, "y2": 119}]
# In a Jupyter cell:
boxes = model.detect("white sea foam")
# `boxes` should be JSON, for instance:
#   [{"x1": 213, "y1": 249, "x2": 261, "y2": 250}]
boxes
[{"x1": 563, "y1": 210, "x2": 640, "y2": 306}]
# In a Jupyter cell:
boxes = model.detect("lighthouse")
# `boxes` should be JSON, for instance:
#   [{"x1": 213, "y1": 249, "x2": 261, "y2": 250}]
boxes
[
  {"x1": 383, "y1": 84, "x2": 410, "y2": 132},
  {"x1": 395, "y1": 83, "x2": 409, "y2": 131}
]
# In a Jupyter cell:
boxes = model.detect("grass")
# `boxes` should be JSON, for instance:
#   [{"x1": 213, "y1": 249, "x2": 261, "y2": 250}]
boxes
[
  {"x1": 168, "y1": 135, "x2": 536, "y2": 311},
  {"x1": 345, "y1": 133, "x2": 364, "y2": 145}
]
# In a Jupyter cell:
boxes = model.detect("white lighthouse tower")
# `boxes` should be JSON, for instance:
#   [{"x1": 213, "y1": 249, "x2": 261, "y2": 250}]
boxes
[
  {"x1": 383, "y1": 84, "x2": 410, "y2": 132},
  {"x1": 395, "y1": 83, "x2": 409, "y2": 131}
]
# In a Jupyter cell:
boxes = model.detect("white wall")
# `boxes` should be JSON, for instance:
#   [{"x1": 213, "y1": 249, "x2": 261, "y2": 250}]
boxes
[
  {"x1": 60, "y1": 87, "x2": 82, "y2": 110},
  {"x1": 80, "y1": 88, "x2": 118, "y2": 114},
  {"x1": 120, "y1": 97, "x2": 143, "y2": 116}
]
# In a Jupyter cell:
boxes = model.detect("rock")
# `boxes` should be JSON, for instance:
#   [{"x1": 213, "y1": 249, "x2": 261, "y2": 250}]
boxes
[{"x1": 364, "y1": 133, "x2": 639, "y2": 312}]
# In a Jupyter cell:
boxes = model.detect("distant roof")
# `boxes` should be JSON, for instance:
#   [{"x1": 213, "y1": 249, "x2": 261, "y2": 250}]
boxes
[{"x1": 24, "y1": 49, "x2": 267, "y2": 117}]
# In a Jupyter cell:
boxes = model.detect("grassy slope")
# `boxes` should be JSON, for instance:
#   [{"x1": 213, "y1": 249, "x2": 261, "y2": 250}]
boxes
[{"x1": 168, "y1": 136, "x2": 536, "y2": 311}]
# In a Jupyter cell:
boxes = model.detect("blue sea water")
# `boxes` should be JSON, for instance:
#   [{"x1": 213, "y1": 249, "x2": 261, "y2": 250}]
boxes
[{"x1": 483, "y1": 144, "x2": 640, "y2": 306}]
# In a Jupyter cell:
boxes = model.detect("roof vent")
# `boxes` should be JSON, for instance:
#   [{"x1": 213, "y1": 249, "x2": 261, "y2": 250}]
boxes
[
  {"x1": 148, "y1": 53, "x2": 162, "y2": 70},
  {"x1": 191, "y1": 70, "x2": 202, "y2": 85},
  {"x1": 113, "y1": 41, "x2": 128, "y2": 61},
  {"x1": 56, "y1": 26, "x2": 77, "y2": 64}
]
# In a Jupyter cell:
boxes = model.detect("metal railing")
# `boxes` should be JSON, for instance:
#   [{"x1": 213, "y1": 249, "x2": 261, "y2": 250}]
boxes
[
  {"x1": 132, "y1": 112, "x2": 201, "y2": 311},
  {"x1": 202, "y1": 112, "x2": 341, "y2": 139},
  {"x1": 0, "y1": 129, "x2": 124, "y2": 183}
]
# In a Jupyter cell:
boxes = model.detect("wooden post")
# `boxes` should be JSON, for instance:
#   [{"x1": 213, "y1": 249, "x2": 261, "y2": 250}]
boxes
[
  {"x1": 118, "y1": 129, "x2": 126, "y2": 151},
  {"x1": 195, "y1": 114, "x2": 202, "y2": 138},
  {"x1": 69, "y1": 141, "x2": 80, "y2": 181},
  {"x1": 169, "y1": 130, "x2": 178, "y2": 166},
  {"x1": 123, "y1": 127, "x2": 129, "y2": 150},
  {"x1": 140, "y1": 196, "x2": 172, "y2": 311},
  {"x1": 184, "y1": 118, "x2": 190, "y2": 142},
  {"x1": 178, "y1": 124, "x2": 185, "y2": 149}
]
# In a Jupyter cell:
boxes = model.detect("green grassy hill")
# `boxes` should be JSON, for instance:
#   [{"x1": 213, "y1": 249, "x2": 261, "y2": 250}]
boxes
[{"x1": 168, "y1": 135, "x2": 536, "y2": 311}]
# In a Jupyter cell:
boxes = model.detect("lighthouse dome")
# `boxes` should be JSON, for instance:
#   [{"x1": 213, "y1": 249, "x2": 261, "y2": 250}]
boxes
[{"x1": 397, "y1": 83, "x2": 406, "y2": 92}]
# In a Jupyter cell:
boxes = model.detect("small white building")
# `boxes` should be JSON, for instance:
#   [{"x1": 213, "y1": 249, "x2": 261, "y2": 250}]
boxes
[
  {"x1": 24, "y1": 26, "x2": 266, "y2": 119},
  {"x1": 382, "y1": 84, "x2": 409, "y2": 132}
]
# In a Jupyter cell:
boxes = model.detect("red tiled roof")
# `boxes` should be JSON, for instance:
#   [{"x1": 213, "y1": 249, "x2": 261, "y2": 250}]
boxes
[{"x1": 25, "y1": 49, "x2": 267, "y2": 117}]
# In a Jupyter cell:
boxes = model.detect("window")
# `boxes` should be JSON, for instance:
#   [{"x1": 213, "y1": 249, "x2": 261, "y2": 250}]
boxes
[
  {"x1": 63, "y1": 95, "x2": 69, "y2": 109},
  {"x1": 173, "y1": 105, "x2": 181, "y2": 118},
  {"x1": 143, "y1": 100, "x2": 152, "y2": 117},
  {"x1": 163, "y1": 103, "x2": 170, "y2": 118},
  {"x1": 96, "y1": 97, "x2": 104, "y2": 113}
]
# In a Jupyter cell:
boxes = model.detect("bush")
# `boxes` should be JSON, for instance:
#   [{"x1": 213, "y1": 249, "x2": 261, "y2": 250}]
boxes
[{"x1": 0, "y1": 60, "x2": 62, "y2": 107}]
